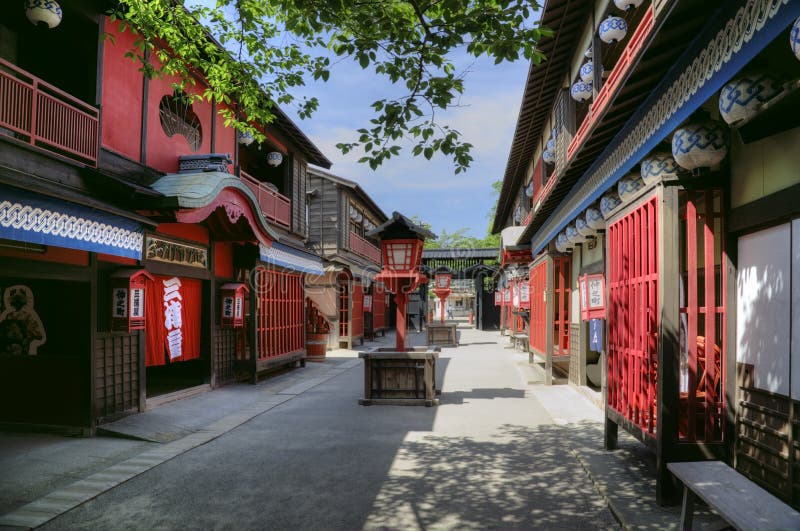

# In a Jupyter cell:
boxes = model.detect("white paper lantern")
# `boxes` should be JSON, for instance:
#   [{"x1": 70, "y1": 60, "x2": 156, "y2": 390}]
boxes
[
  {"x1": 718, "y1": 73, "x2": 782, "y2": 125},
  {"x1": 791, "y1": 17, "x2": 800, "y2": 61},
  {"x1": 599, "y1": 16, "x2": 627, "y2": 44},
  {"x1": 25, "y1": 0, "x2": 62, "y2": 29},
  {"x1": 640, "y1": 152, "x2": 679, "y2": 186},
  {"x1": 546, "y1": 137, "x2": 556, "y2": 151},
  {"x1": 542, "y1": 149, "x2": 556, "y2": 164},
  {"x1": 267, "y1": 151, "x2": 283, "y2": 167},
  {"x1": 672, "y1": 121, "x2": 729, "y2": 171},
  {"x1": 525, "y1": 181, "x2": 534, "y2": 198},
  {"x1": 571, "y1": 81, "x2": 593, "y2": 102},
  {"x1": 617, "y1": 173, "x2": 645, "y2": 203},
  {"x1": 585, "y1": 206, "x2": 605, "y2": 231},
  {"x1": 575, "y1": 216, "x2": 595, "y2": 238},
  {"x1": 565, "y1": 223, "x2": 584, "y2": 245},
  {"x1": 600, "y1": 190, "x2": 622, "y2": 219},
  {"x1": 237, "y1": 130, "x2": 254, "y2": 146},
  {"x1": 556, "y1": 232, "x2": 572, "y2": 253},
  {"x1": 584, "y1": 46, "x2": 593, "y2": 59},
  {"x1": 614, "y1": 0, "x2": 643, "y2": 11},
  {"x1": 580, "y1": 62, "x2": 595, "y2": 83}
]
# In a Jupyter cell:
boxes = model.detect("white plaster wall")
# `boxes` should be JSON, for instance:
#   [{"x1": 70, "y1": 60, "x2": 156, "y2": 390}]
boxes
[{"x1": 737, "y1": 223, "x2": 791, "y2": 396}]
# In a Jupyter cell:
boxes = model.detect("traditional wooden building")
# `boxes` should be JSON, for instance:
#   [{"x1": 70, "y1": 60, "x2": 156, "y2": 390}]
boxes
[
  {"x1": 0, "y1": 0, "x2": 330, "y2": 432},
  {"x1": 495, "y1": 0, "x2": 800, "y2": 506},
  {"x1": 305, "y1": 168, "x2": 388, "y2": 349}
]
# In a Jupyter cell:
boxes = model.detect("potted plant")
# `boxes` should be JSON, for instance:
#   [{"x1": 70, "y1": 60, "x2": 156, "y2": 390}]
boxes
[{"x1": 305, "y1": 299, "x2": 330, "y2": 362}]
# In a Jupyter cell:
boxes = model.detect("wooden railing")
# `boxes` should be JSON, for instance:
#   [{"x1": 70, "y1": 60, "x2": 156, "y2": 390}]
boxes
[
  {"x1": 0, "y1": 58, "x2": 99, "y2": 166},
  {"x1": 240, "y1": 171, "x2": 291, "y2": 228},
  {"x1": 349, "y1": 231, "x2": 382, "y2": 264},
  {"x1": 567, "y1": 5, "x2": 654, "y2": 162}
]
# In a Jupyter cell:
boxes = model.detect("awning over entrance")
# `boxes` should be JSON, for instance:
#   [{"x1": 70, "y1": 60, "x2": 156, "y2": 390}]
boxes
[
  {"x1": 150, "y1": 172, "x2": 281, "y2": 246},
  {"x1": 0, "y1": 186, "x2": 144, "y2": 259},
  {"x1": 259, "y1": 242, "x2": 325, "y2": 275}
]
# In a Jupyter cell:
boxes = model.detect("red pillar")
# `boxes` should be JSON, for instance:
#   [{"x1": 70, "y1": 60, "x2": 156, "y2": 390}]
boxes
[
  {"x1": 440, "y1": 296, "x2": 446, "y2": 323},
  {"x1": 395, "y1": 291, "x2": 407, "y2": 351}
]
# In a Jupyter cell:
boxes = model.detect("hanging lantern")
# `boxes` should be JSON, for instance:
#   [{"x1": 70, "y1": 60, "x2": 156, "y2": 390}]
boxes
[
  {"x1": 599, "y1": 16, "x2": 627, "y2": 44},
  {"x1": 546, "y1": 137, "x2": 556, "y2": 151},
  {"x1": 525, "y1": 181, "x2": 534, "y2": 198},
  {"x1": 219, "y1": 283, "x2": 248, "y2": 329},
  {"x1": 556, "y1": 232, "x2": 572, "y2": 253},
  {"x1": 672, "y1": 120, "x2": 729, "y2": 171},
  {"x1": 791, "y1": 17, "x2": 800, "y2": 61},
  {"x1": 551, "y1": 127, "x2": 558, "y2": 138},
  {"x1": 718, "y1": 73, "x2": 782, "y2": 125},
  {"x1": 584, "y1": 46, "x2": 593, "y2": 59},
  {"x1": 575, "y1": 216, "x2": 595, "y2": 238},
  {"x1": 571, "y1": 81, "x2": 593, "y2": 102},
  {"x1": 585, "y1": 206, "x2": 605, "y2": 231},
  {"x1": 542, "y1": 149, "x2": 556, "y2": 164},
  {"x1": 111, "y1": 269, "x2": 154, "y2": 332},
  {"x1": 580, "y1": 61, "x2": 594, "y2": 83},
  {"x1": 617, "y1": 173, "x2": 646, "y2": 203},
  {"x1": 237, "y1": 130, "x2": 254, "y2": 146},
  {"x1": 565, "y1": 223, "x2": 585, "y2": 245},
  {"x1": 267, "y1": 151, "x2": 283, "y2": 167},
  {"x1": 614, "y1": 0, "x2": 643, "y2": 10},
  {"x1": 640, "y1": 151, "x2": 679, "y2": 186},
  {"x1": 600, "y1": 189, "x2": 622, "y2": 219},
  {"x1": 26, "y1": 0, "x2": 62, "y2": 29}
]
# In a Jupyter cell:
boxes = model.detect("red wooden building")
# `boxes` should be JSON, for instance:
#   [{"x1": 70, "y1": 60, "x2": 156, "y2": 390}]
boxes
[
  {"x1": 0, "y1": 1, "x2": 331, "y2": 432},
  {"x1": 495, "y1": 0, "x2": 800, "y2": 508}
]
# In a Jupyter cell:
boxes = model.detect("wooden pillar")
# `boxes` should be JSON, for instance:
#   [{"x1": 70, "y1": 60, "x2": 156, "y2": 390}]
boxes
[
  {"x1": 88, "y1": 253, "x2": 98, "y2": 434},
  {"x1": 657, "y1": 185, "x2": 681, "y2": 505},
  {"x1": 395, "y1": 290, "x2": 408, "y2": 351}
]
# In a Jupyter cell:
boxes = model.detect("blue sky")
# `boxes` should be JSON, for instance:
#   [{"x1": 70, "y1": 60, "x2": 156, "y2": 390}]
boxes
[{"x1": 283, "y1": 54, "x2": 530, "y2": 239}]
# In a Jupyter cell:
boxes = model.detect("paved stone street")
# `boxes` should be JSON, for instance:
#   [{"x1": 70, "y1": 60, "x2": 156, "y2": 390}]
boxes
[{"x1": 3, "y1": 325, "x2": 724, "y2": 529}]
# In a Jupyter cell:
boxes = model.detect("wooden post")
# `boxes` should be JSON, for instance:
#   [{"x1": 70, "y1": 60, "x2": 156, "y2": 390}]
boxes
[{"x1": 395, "y1": 290, "x2": 407, "y2": 351}]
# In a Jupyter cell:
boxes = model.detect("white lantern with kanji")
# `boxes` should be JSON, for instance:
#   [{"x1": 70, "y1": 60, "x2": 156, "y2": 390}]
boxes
[
  {"x1": 111, "y1": 269, "x2": 154, "y2": 332},
  {"x1": 220, "y1": 282, "x2": 249, "y2": 328}
]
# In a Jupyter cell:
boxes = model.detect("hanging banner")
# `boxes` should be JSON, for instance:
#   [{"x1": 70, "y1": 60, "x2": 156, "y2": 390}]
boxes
[
  {"x1": 589, "y1": 318, "x2": 604, "y2": 352},
  {"x1": 519, "y1": 283, "x2": 530, "y2": 309},
  {"x1": 494, "y1": 291, "x2": 501, "y2": 306},
  {"x1": 363, "y1": 294, "x2": 373, "y2": 312},
  {"x1": 145, "y1": 275, "x2": 202, "y2": 366},
  {"x1": 580, "y1": 273, "x2": 606, "y2": 320}
]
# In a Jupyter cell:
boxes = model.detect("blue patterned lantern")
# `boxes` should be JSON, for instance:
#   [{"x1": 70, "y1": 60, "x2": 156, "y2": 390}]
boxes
[
  {"x1": 599, "y1": 16, "x2": 627, "y2": 44},
  {"x1": 571, "y1": 81, "x2": 593, "y2": 102},
  {"x1": 25, "y1": 0, "x2": 62, "y2": 29},
  {"x1": 556, "y1": 232, "x2": 572, "y2": 253},
  {"x1": 640, "y1": 152, "x2": 679, "y2": 186},
  {"x1": 542, "y1": 149, "x2": 556, "y2": 164},
  {"x1": 672, "y1": 121, "x2": 729, "y2": 171},
  {"x1": 617, "y1": 173, "x2": 645, "y2": 203},
  {"x1": 585, "y1": 206, "x2": 605, "y2": 231},
  {"x1": 719, "y1": 73, "x2": 782, "y2": 125},
  {"x1": 585, "y1": 46, "x2": 593, "y2": 59},
  {"x1": 546, "y1": 137, "x2": 556, "y2": 151},
  {"x1": 525, "y1": 180, "x2": 534, "y2": 198},
  {"x1": 565, "y1": 223, "x2": 583, "y2": 245},
  {"x1": 600, "y1": 190, "x2": 622, "y2": 219},
  {"x1": 580, "y1": 62, "x2": 594, "y2": 83},
  {"x1": 237, "y1": 130, "x2": 255, "y2": 146},
  {"x1": 575, "y1": 216, "x2": 595, "y2": 238},
  {"x1": 614, "y1": 0, "x2": 643, "y2": 10},
  {"x1": 791, "y1": 17, "x2": 800, "y2": 61},
  {"x1": 267, "y1": 151, "x2": 283, "y2": 167}
]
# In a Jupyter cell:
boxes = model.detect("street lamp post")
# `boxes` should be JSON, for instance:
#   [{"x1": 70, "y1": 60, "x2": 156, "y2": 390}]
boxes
[
  {"x1": 432, "y1": 270, "x2": 452, "y2": 324},
  {"x1": 367, "y1": 212, "x2": 435, "y2": 351}
]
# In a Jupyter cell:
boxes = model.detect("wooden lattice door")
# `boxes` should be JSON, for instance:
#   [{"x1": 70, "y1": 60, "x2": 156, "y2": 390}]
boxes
[
  {"x1": 553, "y1": 256, "x2": 571, "y2": 356},
  {"x1": 529, "y1": 261, "x2": 548, "y2": 355},
  {"x1": 607, "y1": 194, "x2": 659, "y2": 438}
]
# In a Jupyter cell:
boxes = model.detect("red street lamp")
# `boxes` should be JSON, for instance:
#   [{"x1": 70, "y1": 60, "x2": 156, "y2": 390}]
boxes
[
  {"x1": 367, "y1": 212, "x2": 435, "y2": 351},
  {"x1": 432, "y1": 270, "x2": 452, "y2": 323}
]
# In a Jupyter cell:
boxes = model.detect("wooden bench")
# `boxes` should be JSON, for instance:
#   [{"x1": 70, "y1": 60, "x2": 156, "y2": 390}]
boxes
[
  {"x1": 511, "y1": 333, "x2": 529, "y2": 352},
  {"x1": 668, "y1": 460, "x2": 800, "y2": 531}
]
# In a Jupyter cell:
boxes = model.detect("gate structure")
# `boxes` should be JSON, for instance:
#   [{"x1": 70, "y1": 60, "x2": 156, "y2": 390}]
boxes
[{"x1": 528, "y1": 253, "x2": 571, "y2": 384}]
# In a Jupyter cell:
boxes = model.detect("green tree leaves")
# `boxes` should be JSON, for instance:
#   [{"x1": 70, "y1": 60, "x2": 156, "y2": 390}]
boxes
[{"x1": 114, "y1": 0, "x2": 546, "y2": 173}]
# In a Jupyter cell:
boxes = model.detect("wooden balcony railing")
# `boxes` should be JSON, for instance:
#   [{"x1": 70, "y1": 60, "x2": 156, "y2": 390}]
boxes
[
  {"x1": 568, "y1": 5, "x2": 654, "y2": 162},
  {"x1": 0, "y1": 58, "x2": 99, "y2": 166},
  {"x1": 240, "y1": 171, "x2": 291, "y2": 228},
  {"x1": 349, "y1": 231, "x2": 381, "y2": 264}
]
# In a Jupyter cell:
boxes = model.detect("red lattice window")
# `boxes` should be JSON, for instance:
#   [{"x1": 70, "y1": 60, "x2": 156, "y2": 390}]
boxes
[
  {"x1": 608, "y1": 194, "x2": 659, "y2": 438},
  {"x1": 678, "y1": 190, "x2": 725, "y2": 442},
  {"x1": 351, "y1": 282, "x2": 364, "y2": 339},
  {"x1": 553, "y1": 256, "x2": 571, "y2": 356},
  {"x1": 529, "y1": 261, "x2": 548, "y2": 354},
  {"x1": 254, "y1": 268, "x2": 304, "y2": 360}
]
